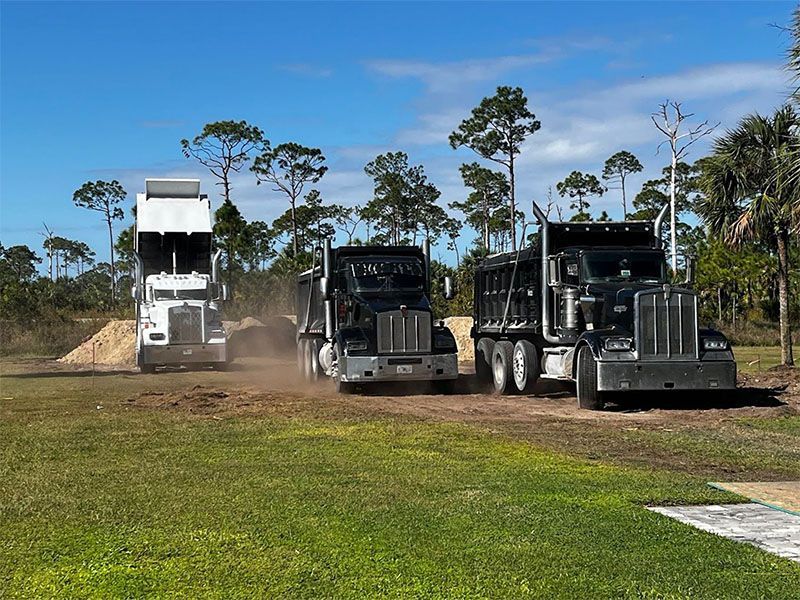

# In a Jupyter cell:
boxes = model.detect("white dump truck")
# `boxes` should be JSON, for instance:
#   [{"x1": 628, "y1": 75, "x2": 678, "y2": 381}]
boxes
[{"x1": 132, "y1": 179, "x2": 228, "y2": 373}]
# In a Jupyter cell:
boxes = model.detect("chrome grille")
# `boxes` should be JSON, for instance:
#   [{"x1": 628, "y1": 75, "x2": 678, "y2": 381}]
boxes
[
  {"x1": 168, "y1": 305, "x2": 203, "y2": 344},
  {"x1": 636, "y1": 289, "x2": 698, "y2": 360},
  {"x1": 377, "y1": 310, "x2": 431, "y2": 354}
]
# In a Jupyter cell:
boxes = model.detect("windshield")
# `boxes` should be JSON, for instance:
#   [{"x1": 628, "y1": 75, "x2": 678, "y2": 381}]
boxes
[
  {"x1": 346, "y1": 257, "x2": 425, "y2": 293},
  {"x1": 581, "y1": 251, "x2": 666, "y2": 284},
  {"x1": 153, "y1": 288, "x2": 208, "y2": 301}
]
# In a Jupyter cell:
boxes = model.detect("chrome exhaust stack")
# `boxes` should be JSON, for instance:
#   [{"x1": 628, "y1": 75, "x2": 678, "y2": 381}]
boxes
[
  {"x1": 323, "y1": 238, "x2": 334, "y2": 341},
  {"x1": 530, "y1": 200, "x2": 561, "y2": 344}
]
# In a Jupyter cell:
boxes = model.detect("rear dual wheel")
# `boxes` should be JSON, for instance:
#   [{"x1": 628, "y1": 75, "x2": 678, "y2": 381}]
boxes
[
  {"x1": 490, "y1": 340, "x2": 540, "y2": 395},
  {"x1": 298, "y1": 338, "x2": 323, "y2": 383}
]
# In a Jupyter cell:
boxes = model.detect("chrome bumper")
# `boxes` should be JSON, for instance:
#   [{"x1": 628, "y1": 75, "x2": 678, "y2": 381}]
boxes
[
  {"x1": 596, "y1": 359, "x2": 736, "y2": 392},
  {"x1": 141, "y1": 342, "x2": 227, "y2": 365},
  {"x1": 339, "y1": 353, "x2": 458, "y2": 382}
]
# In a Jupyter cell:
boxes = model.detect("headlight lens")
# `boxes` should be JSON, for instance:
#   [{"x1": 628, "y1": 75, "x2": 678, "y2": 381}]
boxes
[
  {"x1": 604, "y1": 337, "x2": 632, "y2": 351},
  {"x1": 434, "y1": 335, "x2": 456, "y2": 349},
  {"x1": 149, "y1": 332, "x2": 165, "y2": 341},
  {"x1": 703, "y1": 338, "x2": 728, "y2": 351},
  {"x1": 345, "y1": 339, "x2": 367, "y2": 352}
]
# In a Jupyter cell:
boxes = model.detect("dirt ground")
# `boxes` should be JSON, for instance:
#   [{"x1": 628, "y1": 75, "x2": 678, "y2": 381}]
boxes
[{"x1": 5, "y1": 356, "x2": 799, "y2": 480}]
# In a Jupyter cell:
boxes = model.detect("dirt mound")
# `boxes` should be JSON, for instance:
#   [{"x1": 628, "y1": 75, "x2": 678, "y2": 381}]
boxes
[
  {"x1": 227, "y1": 316, "x2": 295, "y2": 359},
  {"x1": 58, "y1": 320, "x2": 136, "y2": 367},
  {"x1": 740, "y1": 365, "x2": 800, "y2": 398},
  {"x1": 445, "y1": 316, "x2": 473, "y2": 365},
  {"x1": 127, "y1": 384, "x2": 302, "y2": 416}
]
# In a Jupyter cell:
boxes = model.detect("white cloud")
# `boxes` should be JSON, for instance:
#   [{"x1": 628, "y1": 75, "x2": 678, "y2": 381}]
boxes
[{"x1": 366, "y1": 54, "x2": 552, "y2": 94}]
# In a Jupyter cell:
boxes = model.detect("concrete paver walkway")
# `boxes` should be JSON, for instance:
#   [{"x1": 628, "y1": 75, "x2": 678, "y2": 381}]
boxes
[{"x1": 649, "y1": 503, "x2": 800, "y2": 562}]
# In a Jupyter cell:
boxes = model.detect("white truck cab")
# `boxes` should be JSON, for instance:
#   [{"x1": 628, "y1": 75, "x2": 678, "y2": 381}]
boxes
[{"x1": 132, "y1": 179, "x2": 228, "y2": 373}]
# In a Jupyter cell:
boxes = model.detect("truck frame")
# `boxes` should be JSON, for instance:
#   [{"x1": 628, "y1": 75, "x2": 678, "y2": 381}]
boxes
[
  {"x1": 131, "y1": 179, "x2": 228, "y2": 373},
  {"x1": 472, "y1": 201, "x2": 737, "y2": 409},
  {"x1": 297, "y1": 239, "x2": 459, "y2": 393}
]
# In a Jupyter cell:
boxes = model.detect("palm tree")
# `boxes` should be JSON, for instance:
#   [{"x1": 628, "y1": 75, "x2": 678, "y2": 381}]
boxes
[{"x1": 698, "y1": 106, "x2": 798, "y2": 366}]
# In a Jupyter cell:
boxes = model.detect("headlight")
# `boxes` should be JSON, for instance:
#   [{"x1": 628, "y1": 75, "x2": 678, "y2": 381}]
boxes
[
  {"x1": 345, "y1": 339, "x2": 367, "y2": 352},
  {"x1": 434, "y1": 334, "x2": 456, "y2": 349},
  {"x1": 703, "y1": 338, "x2": 728, "y2": 351},
  {"x1": 604, "y1": 337, "x2": 632, "y2": 351},
  {"x1": 149, "y1": 333, "x2": 165, "y2": 341}
]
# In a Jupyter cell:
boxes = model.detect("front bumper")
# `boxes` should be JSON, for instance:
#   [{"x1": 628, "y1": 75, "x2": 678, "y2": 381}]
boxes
[
  {"x1": 141, "y1": 342, "x2": 227, "y2": 365},
  {"x1": 339, "y1": 353, "x2": 458, "y2": 383},
  {"x1": 596, "y1": 359, "x2": 736, "y2": 392}
]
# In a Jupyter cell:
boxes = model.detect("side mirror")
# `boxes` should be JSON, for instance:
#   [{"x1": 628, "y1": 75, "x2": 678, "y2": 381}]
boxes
[
  {"x1": 443, "y1": 276, "x2": 455, "y2": 300},
  {"x1": 221, "y1": 283, "x2": 229, "y2": 301},
  {"x1": 320, "y1": 276, "x2": 331, "y2": 300},
  {"x1": 131, "y1": 285, "x2": 140, "y2": 301},
  {"x1": 683, "y1": 256, "x2": 695, "y2": 286}
]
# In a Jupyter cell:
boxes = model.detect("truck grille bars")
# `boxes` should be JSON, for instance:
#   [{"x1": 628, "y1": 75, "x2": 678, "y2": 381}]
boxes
[
  {"x1": 636, "y1": 289, "x2": 698, "y2": 360},
  {"x1": 377, "y1": 310, "x2": 432, "y2": 354},
  {"x1": 168, "y1": 305, "x2": 203, "y2": 344}
]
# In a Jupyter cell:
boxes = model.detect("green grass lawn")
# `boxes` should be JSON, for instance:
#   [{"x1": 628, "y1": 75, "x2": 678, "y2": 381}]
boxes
[
  {"x1": 734, "y1": 346, "x2": 784, "y2": 373},
  {"x1": 2, "y1": 366, "x2": 799, "y2": 598}
]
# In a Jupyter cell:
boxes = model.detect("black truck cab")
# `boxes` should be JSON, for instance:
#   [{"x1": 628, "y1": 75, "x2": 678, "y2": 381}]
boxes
[{"x1": 297, "y1": 241, "x2": 458, "y2": 394}]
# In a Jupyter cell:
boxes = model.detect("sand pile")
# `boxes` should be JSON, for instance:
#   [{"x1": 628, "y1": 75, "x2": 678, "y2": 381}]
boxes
[
  {"x1": 445, "y1": 316, "x2": 473, "y2": 365},
  {"x1": 59, "y1": 320, "x2": 136, "y2": 367},
  {"x1": 227, "y1": 316, "x2": 296, "y2": 359}
]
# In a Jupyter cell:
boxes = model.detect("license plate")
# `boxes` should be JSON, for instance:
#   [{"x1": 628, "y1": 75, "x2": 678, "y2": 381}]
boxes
[
  {"x1": 397, "y1": 365, "x2": 412, "y2": 374},
  {"x1": 182, "y1": 349, "x2": 193, "y2": 356}
]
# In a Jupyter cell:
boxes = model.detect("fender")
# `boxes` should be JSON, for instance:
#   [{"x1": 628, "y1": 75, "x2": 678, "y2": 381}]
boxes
[{"x1": 571, "y1": 331, "x2": 608, "y2": 378}]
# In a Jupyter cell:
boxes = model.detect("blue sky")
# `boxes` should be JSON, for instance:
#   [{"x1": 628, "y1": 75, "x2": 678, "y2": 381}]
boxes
[{"x1": 0, "y1": 1, "x2": 794, "y2": 267}]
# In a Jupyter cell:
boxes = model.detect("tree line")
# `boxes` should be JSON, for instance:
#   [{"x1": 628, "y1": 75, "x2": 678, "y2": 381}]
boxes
[{"x1": 2, "y1": 12, "x2": 800, "y2": 365}]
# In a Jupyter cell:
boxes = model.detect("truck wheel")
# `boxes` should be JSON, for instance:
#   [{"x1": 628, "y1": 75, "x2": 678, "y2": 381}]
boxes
[
  {"x1": 576, "y1": 345, "x2": 604, "y2": 410},
  {"x1": 309, "y1": 338, "x2": 324, "y2": 381},
  {"x1": 512, "y1": 340, "x2": 540, "y2": 394},
  {"x1": 475, "y1": 338, "x2": 495, "y2": 387},
  {"x1": 335, "y1": 377, "x2": 356, "y2": 395},
  {"x1": 492, "y1": 341, "x2": 514, "y2": 395},
  {"x1": 302, "y1": 339, "x2": 316, "y2": 382},
  {"x1": 297, "y1": 339, "x2": 306, "y2": 376},
  {"x1": 140, "y1": 363, "x2": 156, "y2": 374}
]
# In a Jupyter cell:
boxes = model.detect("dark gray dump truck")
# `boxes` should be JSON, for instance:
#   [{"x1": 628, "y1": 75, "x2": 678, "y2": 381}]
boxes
[
  {"x1": 297, "y1": 240, "x2": 459, "y2": 393},
  {"x1": 472, "y1": 202, "x2": 736, "y2": 409}
]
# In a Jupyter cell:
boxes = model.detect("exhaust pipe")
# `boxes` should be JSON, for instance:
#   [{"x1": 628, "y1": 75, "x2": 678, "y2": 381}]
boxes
[
  {"x1": 421, "y1": 238, "x2": 431, "y2": 294},
  {"x1": 530, "y1": 201, "x2": 561, "y2": 344},
  {"x1": 323, "y1": 239, "x2": 334, "y2": 340},
  {"x1": 211, "y1": 248, "x2": 222, "y2": 282},
  {"x1": 133, "y1": 252, "x2": 145, "y2": 301},
  {"x1": 654, "y1": 203, "x2": 669, "y2": 249}
]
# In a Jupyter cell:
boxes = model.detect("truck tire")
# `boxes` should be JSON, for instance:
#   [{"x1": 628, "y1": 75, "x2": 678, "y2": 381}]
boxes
[
  {"x1": 297, "y1": 339, "x2": 306, "y2": 377},
  {"x1": 474, "y1": 337, "x2": 495, "y2": 388},
  {"x1": 512, "y1": 340, "x2": 540, "y2": 394},
  {"x1": 335, "y1": 378, "x2": 356, "y2": 394},
  {"x1": 492, "y1": 341, "x2": 514, "y2": 395},
  {"x1": 309, "y1": 338, "x2": 324, "y2": 381},
  {"x1": 303, "y1": 339, "x2": 316, "y2": 382},
  {"x1": 576, "y1": 345, "x2": 604, "y2": 410}
]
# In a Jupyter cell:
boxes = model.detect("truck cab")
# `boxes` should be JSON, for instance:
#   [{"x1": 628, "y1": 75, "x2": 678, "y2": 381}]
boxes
[
  {"x1": 472, "y1": 204, "x2": 736, "y2": 409},
  {"x1": 297, "y1": 241, "x2": 458, "y2": 393}
]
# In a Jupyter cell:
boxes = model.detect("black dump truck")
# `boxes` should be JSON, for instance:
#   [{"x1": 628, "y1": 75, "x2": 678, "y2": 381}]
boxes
[
  {"x1": 472, "y1": 201, "x2": 736, "y2": 409},
  {"x1": 296, "y1": 240, "x2": 459, "y2": 393}
]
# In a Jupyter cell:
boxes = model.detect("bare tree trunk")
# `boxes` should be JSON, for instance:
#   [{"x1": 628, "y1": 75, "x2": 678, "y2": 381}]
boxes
[
  {"x1": 669, "y1": 150, "x2": 678, "y2": 274},
  {"x1": 509, "y1": 155, "x2": 517, "y2": 252},
  {"x1": 289, "y1": 196, "x2": 299, "y2": 257},
  {"x1": 108, "y1": 215, "x2": 116, "y2": 307},
  {"x1": 776, "y1": 232, "x2": 794, "y2": 366},
  {"x1": 718, "y1": 287, "x2": 723, "y2": 324},
  {"x1": 621, "y1": 174, "x2": 627, "y2": 220}
]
